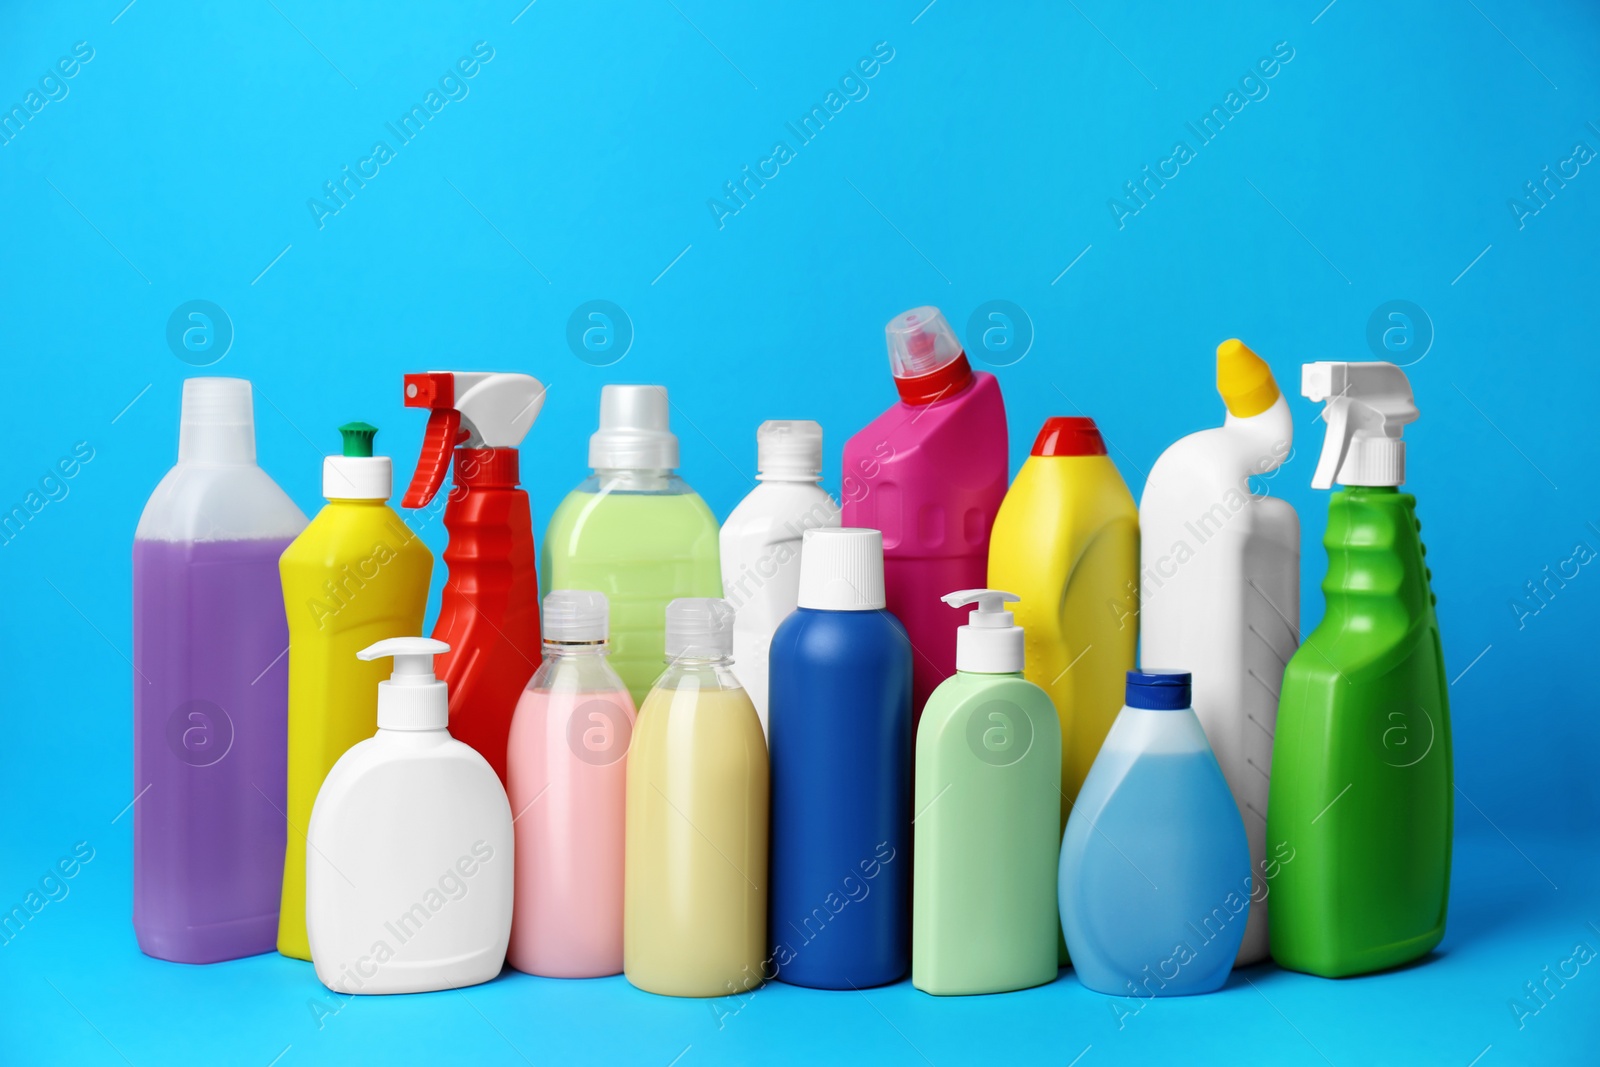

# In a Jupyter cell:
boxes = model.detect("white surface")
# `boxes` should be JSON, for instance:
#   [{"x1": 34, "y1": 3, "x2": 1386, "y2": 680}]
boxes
[
  {"x1": 306, "y1": 725, "x2": 513, "y2": 995},
  {"x1": 796, "y1": 527, "x2": 883, "y2": 612},
  {"x1": 720, "y1": 470, "x2": 839, "y2": 730},
  {"x1": 755, "y1": 419, "x2": 824, "y2": 480},
  {"x1": 1138, "y1": 390, "x2": 1298, "y2": 964}
]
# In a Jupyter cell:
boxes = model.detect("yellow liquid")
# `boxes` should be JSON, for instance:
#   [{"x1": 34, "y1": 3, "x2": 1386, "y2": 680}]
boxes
[
  {"x1": 623, "y1": 676, "x2": 768, "y2": 997},
  {"x1": 277, "y1": 500, "x2": 432, "y2": 959}
]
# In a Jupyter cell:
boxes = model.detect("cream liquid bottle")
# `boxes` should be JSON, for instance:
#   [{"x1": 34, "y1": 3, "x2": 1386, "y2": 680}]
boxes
[{"x1": 623, "y1": 599, "x2": 768, "y2": 998}]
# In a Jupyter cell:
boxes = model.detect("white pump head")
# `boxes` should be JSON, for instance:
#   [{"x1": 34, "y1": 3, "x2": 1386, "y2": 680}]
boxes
[
  {"x1": 358, "y1": 637, "x2": 451, "y2": 731},
  {"x1": 942, "y1": 588, "x2": 1024, "y2": 673},
  {"x1": 1302, "y1": 362, "x2": 1419, "y2": 489}
]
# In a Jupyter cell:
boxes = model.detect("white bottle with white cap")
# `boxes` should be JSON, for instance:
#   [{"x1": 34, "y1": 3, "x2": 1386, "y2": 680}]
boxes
[
  {"x1": 543, "y1": 385, "x2": 723, "y2": 705},
  {"x1": 624, "y1": 598, "x2": 768, "y2": 997},
  {"x1": 720, "y1": 420, "x2": 841, "y2": 732},
  {"x1": 306, "y1": 637, "x2": 514, "y2": 995}
]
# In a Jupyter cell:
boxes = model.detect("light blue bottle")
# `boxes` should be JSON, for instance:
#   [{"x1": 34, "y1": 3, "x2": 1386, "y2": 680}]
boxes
[{"x1": 1058, "y1": 670, "x2": 1251, "y2": 997}]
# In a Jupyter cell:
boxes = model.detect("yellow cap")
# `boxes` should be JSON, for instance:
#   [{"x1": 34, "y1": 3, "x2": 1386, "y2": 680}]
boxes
[{"x1": 1216, "y1": 339, "x2": 1280, "y2": 418}]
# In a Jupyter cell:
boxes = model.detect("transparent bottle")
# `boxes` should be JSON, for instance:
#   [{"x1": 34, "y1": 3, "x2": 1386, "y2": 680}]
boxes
[
  {"x1": 623, "y1": 599, "x2": 768, "y2": 997},
  {"x1": 507, "y1": 591, "x2": 636, "y2": 978},
  {"x1": 543, "y1": 386, "x2": 722, "y2": 705}
]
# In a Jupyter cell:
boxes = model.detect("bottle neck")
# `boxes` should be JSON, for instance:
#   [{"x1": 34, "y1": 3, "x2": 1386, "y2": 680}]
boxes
[
  {"x1": 894, "y1": 353, "x2": 975, "y2": 405},
  {"x1": 591, "y1": 468, "x2": 675, "y2": 492},
  {"x1": 756, "y1": 468, "x2": 823, "y2": 484},
  {"x1": 541, "y1": 639, "x2": 610, "y2": 657},
  {"x1": 455, "y1": 447, "x2": 519, "y2": 488}
]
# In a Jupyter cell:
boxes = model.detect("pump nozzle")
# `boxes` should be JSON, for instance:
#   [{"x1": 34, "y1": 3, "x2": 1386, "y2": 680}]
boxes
[
  {"x1": 942, "y1": 589, "x2": 1024, "y2": 672},
  {"x1": 1302, "y1": 361, "x2": 1418, "y2": 489},
  {"x1": 357, "y1": 637, "x2": 451, "y2": 730},
  {"x1": 401, "y1": 372, "x2": 546, "y2": 508}
]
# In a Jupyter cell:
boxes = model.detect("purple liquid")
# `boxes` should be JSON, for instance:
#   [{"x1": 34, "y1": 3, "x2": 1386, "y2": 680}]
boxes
[{"x1": 133, "y1": 537, "x2": 293, "y2": 963}]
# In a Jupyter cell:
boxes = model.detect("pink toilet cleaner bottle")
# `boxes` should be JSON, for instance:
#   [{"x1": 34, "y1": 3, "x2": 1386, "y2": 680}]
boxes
[
  {"x1": 841, "y1": 307, "x2": 1009, "y2": 726},
  {"x1": 506, "y1": 590, "x2": 636, "y2": 977}
]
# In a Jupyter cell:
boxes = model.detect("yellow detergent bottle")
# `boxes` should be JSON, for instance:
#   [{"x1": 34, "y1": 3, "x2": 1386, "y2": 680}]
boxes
[
  {"x1": 987, "y1": 417, "x2": 1138, "y2": 818},
  {"x1": 277, "y1": 422, "x2": 433, "y2": 960}
]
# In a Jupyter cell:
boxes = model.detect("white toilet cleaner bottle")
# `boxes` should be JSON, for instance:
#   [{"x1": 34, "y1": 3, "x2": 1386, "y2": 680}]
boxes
[
  {"x1": 720, "y1": 420, "x2": 840, "y2": 732},
  {"x1": 306, "y1": 637, "x2": 514, "y2": 994},
  {"x1": 1137, "y1": 339, "x2": 1298, "y2": 966}
]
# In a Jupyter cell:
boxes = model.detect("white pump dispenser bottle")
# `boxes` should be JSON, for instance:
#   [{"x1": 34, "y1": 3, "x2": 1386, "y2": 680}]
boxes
[{"x1": 306, "y1": 637, "x2": 514, "y2": 995}]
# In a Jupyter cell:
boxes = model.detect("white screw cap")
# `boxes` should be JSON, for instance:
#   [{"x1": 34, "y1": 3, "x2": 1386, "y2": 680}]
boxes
[
  {"x1": 797, "y1": 528, "x2": 885, "y2": 611},
  {"x1": 589, "y1": 385, "x2": 679, "y2": 470}
]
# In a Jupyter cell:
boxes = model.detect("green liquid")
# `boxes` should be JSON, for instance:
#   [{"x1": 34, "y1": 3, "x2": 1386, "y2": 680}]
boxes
[{"x1": 542, "y1": 481, "x2": 722, "y2": 704}]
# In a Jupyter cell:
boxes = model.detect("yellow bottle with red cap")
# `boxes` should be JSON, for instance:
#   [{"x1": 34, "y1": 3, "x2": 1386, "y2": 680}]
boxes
[{"x1": 987, "y1": 417, "x2": 1138, "y2": 819}]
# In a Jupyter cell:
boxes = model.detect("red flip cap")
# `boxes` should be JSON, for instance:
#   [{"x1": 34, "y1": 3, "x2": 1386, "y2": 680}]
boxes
[
  {"x1": 1032, "y1": 416, "x2": 1106, "y2": 457},
  {"x1": 402, "y1": 373, "x2": 469, "y2": 508}
]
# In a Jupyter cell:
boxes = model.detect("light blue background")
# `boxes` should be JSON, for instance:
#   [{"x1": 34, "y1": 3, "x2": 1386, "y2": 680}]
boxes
[{"x1": 2, "y1": 1, "x2": 1596, "y2": 1063}]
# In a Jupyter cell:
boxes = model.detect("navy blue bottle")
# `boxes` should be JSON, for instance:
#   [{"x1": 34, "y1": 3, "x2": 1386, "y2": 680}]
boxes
[{"x1": 768, "y1": 528, "x2": 913, "y2": 988}]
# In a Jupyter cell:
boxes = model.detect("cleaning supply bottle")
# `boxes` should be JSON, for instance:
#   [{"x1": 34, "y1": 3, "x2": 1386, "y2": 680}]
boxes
[
  {"x1": 543, "y1": 386, "x2": 722, "y2": 705},
  {"x1": 624, "y1": 599, "x2": 767, "y2": 998},
  {"x1": 133, "y1": 377, "x2": 307, "y2": 963},
  {"x1": 1136, "y1": 339, "x2": 1297, "y2": 966},
  {"x1": 768, "y1": 528, "x2": 912, "y2": 989},
  {"x1": 1058, "y1": 670, "x2": 1252, "y2": 997},
  {"x1": 842, "y1": 307, "x2": 1009, "y2": 723},
  {"x1": 1268, "y1": 361, "x2": 1451, "y2": 978},
  {"x1": 276, "y1": 422, "x2": 433, "y2": 961},
  {"x1": 306, "y1": 638, "x2": 513, "y2": 994},
  {"x1": 401, "y1": 371, "x2": 546, "y2": 784},
  {"x1": 721, "y1": 419, "x2": 840, "y2": 732},
  {"x1": 987, "y1": 416, "x2": 1138, "y2": 818},
  {"x1": 912, "y1": 590, "x2": 1060, "y2": 995},
  {"x1": 507, "y1": 590, "x2": 636, "y2": 978}
]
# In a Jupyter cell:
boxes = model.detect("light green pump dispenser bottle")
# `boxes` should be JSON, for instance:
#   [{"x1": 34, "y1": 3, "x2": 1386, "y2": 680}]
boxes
[
  {"x1": 912, "y1": 590, "x2": 1061, "y2": 995},
  {"x1": 543, "y1": 386, "x2": 722, "y2": 704}
]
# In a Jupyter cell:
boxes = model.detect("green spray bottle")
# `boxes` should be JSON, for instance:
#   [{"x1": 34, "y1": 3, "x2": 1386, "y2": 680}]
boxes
[
  {"x1": 1268, "y1": 361, "x2": 1452, "y2": 977},
  {"x1": 912, "y1": 590, "x2": 1061, "y2": 995}
]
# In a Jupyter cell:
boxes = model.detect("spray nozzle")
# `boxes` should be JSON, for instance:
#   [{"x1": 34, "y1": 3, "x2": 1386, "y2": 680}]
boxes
[
  {"x1": 401, "y1": 372, "x2": 546, "y2": 508},
  {"x1": 942, "y1": 589, "x2": 1024, "y2": 672},
  {"x1": 1302, "y1": 361, "x2": 1418, "y2": 489},
  {"x1": 357, "y1": 637, "x2": 451, "y2": 730}
]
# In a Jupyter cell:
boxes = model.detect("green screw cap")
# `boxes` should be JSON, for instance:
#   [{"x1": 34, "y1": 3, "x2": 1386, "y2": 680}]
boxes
[{"x1": 339, "y1": 421, "x2": 378, "y2": 458}]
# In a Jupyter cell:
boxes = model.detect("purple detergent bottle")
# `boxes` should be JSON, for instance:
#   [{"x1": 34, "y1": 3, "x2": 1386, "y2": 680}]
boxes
[{"x1": 133, "y1": 378, "x2": 307, "y2": 962}]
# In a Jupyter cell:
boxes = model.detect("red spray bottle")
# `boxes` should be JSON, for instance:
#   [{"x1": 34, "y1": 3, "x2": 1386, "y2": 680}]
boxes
[{"x1": 402, "y1": 371, "x2": 547, "y2": 783}]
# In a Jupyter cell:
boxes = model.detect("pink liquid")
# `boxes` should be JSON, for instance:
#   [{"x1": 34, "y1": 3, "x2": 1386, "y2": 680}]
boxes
[
  {"x1": 506, "y1": 683, "x2": 635, "y2": 977},
  {"x1": 842, "y1": 372, "x2": 1009, "y2": 723}
]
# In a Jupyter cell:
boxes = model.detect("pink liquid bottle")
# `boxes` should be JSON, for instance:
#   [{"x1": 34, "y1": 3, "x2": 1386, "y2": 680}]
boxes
[
  {"x1": 841, "y1": 307, "x2": 1009, "y2": 725},
  {"x1": 132, "y1": 379, "x2": 307, "y2": 962},
  {"x1": 506, "y1": 590, "x2": 636, "y2": 977}
]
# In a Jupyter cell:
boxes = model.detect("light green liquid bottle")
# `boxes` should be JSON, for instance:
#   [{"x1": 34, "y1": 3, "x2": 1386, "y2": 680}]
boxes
[{"x1": 543, "y1": 386, "x2": 722, "y2": 704}]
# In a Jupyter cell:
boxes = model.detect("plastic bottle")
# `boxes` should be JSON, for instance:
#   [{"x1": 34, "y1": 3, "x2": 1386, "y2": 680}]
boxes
[
  {"x1": 401, "y1": 371, "x2": 546, "y2": 784},
  {"x1": 768, "y1": 528, "x2": 912, "y2": 989},
  {"x1": 133, "y1": 378, "x2": 307, "y2": 963},
  {"x1": 1059, "y1": 670, "x2": 1252, "y2": 997},
  {"x1": 306, "y1": 638, "x2": 513, "y2": 994},
  {"x1": 841, "y1": 307, "x2": 1009, "y2": 723},
  {"x1": 276, "y1": 422, "x2": 433, "y2": 961},
  {"x1": 912, "y1": 590, "x2": 1060, "y2": 995},
  {"x1": 987, "y1": 416, "x2": 1138, "y2": 818},
  {"x1": 506, "y1": 590, "x2": 636, "y2": 978},
  {"x1": 720, "y1": 420, "x2": 841, "y2": 732},
  {"x1": 544, "y1": 386, "x2": 722, "y2": 705},
  {"x1": 1136, "y1": 340, "x2": 1298, "y2": 966},
  {"x1": 1269, "y1": 361, "x2": 1451, "y2": 977},
  {"x1": 624, "y1": 599, "x2": 768, "y2": 998}
]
